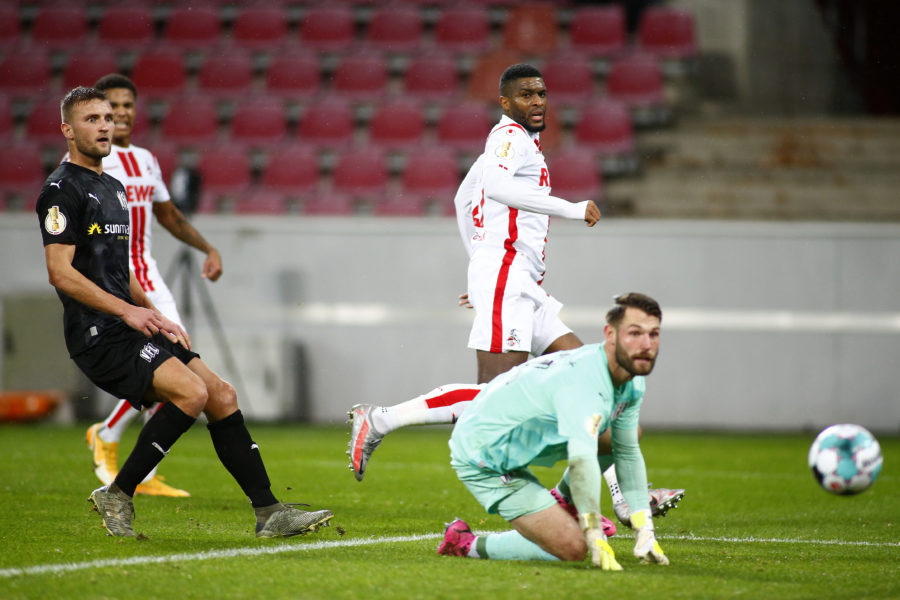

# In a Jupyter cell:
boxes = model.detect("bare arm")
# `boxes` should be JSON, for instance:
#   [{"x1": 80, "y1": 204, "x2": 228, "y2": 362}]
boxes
[
  {"x1": 152, "y1": 200, "x2": 223, "y2": 281},
  {"x1": 45, "y1": 243, "x2": 189, "y2": 347}
]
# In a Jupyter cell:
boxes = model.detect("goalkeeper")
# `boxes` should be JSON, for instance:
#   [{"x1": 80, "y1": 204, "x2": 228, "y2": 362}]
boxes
[{"x1": 437, "y1": 292, "x2": 669, "y2": 569}]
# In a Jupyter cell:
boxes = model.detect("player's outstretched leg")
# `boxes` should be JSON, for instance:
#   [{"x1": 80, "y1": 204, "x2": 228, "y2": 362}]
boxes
[
  {"x1": 347, "y1": 404, "x2": 385, "y2": 481},
  {"x1": 86, "y1": 422, "x2": 119, "y2": 485}
]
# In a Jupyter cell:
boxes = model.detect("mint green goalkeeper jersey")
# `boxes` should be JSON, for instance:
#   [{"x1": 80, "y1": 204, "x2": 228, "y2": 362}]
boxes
[{"x1": 449, "y1": 343, "x2": 645, "y2": 473}]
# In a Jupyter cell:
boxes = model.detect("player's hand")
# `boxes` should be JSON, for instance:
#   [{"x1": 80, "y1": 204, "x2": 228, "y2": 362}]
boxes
[
  {"x1": 580, "y1": 512, "x2": 623, "y2": 571},
  {"x1": 631, "y1": 509, "x2": 669, "y2": 565},
  {"x1": 159, "y1": 315, "x2": 192, "y2": 350},
  {"x1": 202, "y1": 249, "x2": 223, "y2": 281},
  {"x1": 583, "y1": 200, "x2": 602, "y2": 227},
  {"x1": 457, "y1": 293, "x2": 473, "y2": 309},
  {"x1": 121, "y1": 305, "x2": 165, "y2": 338}
]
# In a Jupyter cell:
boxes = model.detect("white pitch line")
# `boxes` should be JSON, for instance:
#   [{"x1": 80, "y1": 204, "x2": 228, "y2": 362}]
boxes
[{"x1": 1, "y1": 532, "x2": 897, "y2": 579}]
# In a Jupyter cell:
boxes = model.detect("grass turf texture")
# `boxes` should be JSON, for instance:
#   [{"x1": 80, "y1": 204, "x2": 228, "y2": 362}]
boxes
[{"x1": 0, "y1": 424, "x2": 897, "y2": 599}]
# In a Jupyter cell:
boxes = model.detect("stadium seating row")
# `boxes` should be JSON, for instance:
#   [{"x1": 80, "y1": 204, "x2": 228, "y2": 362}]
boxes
[
  {"x1": 1, "y1": 4, "x2": 696, "y2": 60},
  {"x1": 1, "y1": 142, "x2": 605, "y2": 216}
]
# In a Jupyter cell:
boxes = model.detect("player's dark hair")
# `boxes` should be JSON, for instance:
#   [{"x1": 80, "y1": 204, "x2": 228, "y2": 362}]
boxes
[
  {"x1": 499, "y1": 63, "x2": 544, "y2": 97},
  {"x1": 94, "y1": 73, "x2": 138, "y2": 98},
  {"x1": 606, "y1": 293, "x2": 662, "y2": 326},
  {"x1": 60, "y1": 86, "x2": 108, "y2": 124}
]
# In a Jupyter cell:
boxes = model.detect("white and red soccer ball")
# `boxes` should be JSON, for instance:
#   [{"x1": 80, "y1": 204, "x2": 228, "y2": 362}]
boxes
[{"x1": 808, "y1": 424, "x2": 883, "y2": 495}]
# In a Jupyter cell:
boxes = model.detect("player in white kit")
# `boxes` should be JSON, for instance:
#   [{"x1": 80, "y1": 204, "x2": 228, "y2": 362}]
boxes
[
  {"x1": 81, "y1": 74, "x2": 223, "y2": 497},
  {"x1": 348, "y1": 64, "x2": 684, "y2": 523}
]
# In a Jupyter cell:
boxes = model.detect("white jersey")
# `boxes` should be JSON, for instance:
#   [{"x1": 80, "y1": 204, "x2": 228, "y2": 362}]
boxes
[{"x1": 456, "y1": 115, "x2": 587, "y2": 282}]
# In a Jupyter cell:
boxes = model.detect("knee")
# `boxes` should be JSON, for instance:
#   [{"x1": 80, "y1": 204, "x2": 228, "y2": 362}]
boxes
[
  {"x1": 206, "y1": 379, "x2": 238, "y2": 417},
  {"x1": 177, "y1": 377, "x2": 208, "y2": 417},
  {"x1": 555, "y1": 535, "x2": 588, "y2": 562}
]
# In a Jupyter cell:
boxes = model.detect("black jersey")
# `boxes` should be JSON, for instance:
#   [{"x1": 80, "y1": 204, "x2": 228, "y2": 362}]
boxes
[{"x1": 37, "y1": 161, "x2": 135, "y2": 357}]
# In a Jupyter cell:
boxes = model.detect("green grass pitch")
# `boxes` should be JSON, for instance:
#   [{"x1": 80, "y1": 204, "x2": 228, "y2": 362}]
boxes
[{"x1": 0, "y1": 423, "x2": 897, "y2": 599}]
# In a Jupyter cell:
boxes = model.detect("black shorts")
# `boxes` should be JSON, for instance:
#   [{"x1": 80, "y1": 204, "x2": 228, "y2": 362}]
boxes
[{"x1": 73, "y1": 328, "x2": 200, "y2": 409}]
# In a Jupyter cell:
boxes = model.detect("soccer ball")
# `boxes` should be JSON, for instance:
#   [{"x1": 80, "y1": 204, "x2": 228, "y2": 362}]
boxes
[{"x1": 808, "y1": 424, "x2": 883, "y2": 495}]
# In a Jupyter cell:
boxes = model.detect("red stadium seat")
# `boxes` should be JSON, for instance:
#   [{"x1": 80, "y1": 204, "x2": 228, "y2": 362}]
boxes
[
  {"x1": 31, "y1": 6, "x2": 88, "y2": 50},
  {"x1": 143, "y1": 141, "x2": 179, "y2": 182},
  {"x1": 63, "y1": 46, "x2": 120, "y2": 89},
  {"x1": 434, "y1": 6, "x2": 490, "y2": 54},
  {"x1": 234, "y1": 189, "x2": 290, "y2": 215},
  {"x1": 332, "y1": 146, "x2": 388, "y2": 200},
  {"x1": 0, "y1": 141, "x2": 44, "y2": 200},
  {"x1": 160, "y1": 95, "x2": 220, "y2": 146},
  {"x1": 97, "y1": 4, "x2": 156, "y2": 50},
  {"x1": 298, "y1": 96, "x2": 354, "y2": 149},
  {"x1": 540, "y1": 53, "x2": 596, "y2": 106},
  {"x1": 373, "y1": 194, "x2": 427, "y2": 217},
  {"x1": 163, "y1": 5, "x2": 222, "y2": 51},
  {"x1": 0, "y1": 95, "x2": 13, "y2": 140},
  {"x1": 364, "y1": 6, "x2": 423, "y2": 53},
  {"x1": 574, "y1": 99, "x2": 635, "y2": 156},
  {"x1": 402, "y1": 54, "x2": 460, "y2": 101},
  {"x1": 401, "y1": 146, "x2": 460, "y2": 203},
  {"x1": 302, "y1": 193, "x2": 356, "y2": 216},
  {"x1": 0, "y1": 5, "x2": 22, "y2": 51},
  {"x1": 26, "y1": 98, "x2": 65, "y2": 146},
  {"x1": 197, "y1": 146, "x2": 251, "y2": 196},
  {"x1": 332, "y1": 53, "x2": 388, "y2": 100},
  {"x1": 232, "y1": 6, "x2": 288, "y2": 50},
  {"x1": 299, "y1": 6, "x2": 356, "y2": 52},
  {"x1": 569, "y1": 5, "x2": 626, "y2": 58},
  {"x1": 466, "y1": 49, "x2": 522, "y2": 103},
  {"x1": 638, "y1": 7, "x2": 698, "y2": 60},
  {"x1": 260, "y1": 143, "x2": 319, "y2": 197},
  {"x1": 369, "y1": 98, "x2": 425, "y2": 150},
  {"x1": 437, "y1": 102, "x2": 493, "y2": 151},
  {"x1": 131, "y1": 48, "x2": 188, "y2": 100},
  {"x1": 547, "y1": 147, "x2": 603, "y2": 202},
  {"x1": 605, "y1": 54, "x2": 665, "y2": 108},
  {"x1": 503, "y1": 3, "x2": 557, "y2": 55},
  {"x1": 231, "y1": 96, "x2": 288, "y2": 148},
  {"x1": 0, "y1": 47, "x2": 52, "y2": 97},
  {"x1": 197, "y1": 49, "x2": 254, "y2": 99},
  {"x1": 264, "y1": 53, "x2": 321, "y2": 100}
]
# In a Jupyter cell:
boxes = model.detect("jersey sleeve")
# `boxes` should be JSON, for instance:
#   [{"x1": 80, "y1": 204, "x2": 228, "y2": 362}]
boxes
[
  {"x1": 610, "y1": 424, "x2": 650, "y2": 514},
  {"x1": 482, "y1": 128, "x2": 587, "y2": 220},
  {"x1": 454, "y1": 158, "x2": 482, "y2": 258},
  {"x1": 36, "y1": 182, "x2": 81, "y2": 246},
  {"x1": 148, "y1": 152, "x2": 172, "y2": 204}
]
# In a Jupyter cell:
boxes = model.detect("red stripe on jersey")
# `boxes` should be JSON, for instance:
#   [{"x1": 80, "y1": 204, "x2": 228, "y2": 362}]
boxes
[
  {"x1": 424, "y1": 387, "x2": 480, "y2": 409},
  {"x1": 489, "y1": 208, "x2": 519, "y2": 353},
  {"x1": 127, "y1": 152, "x2": 142, "y2": 177},
  {"x1": 117, "y1": 151, "x2": 134, "y2": 177},
  {"x1": 130, "y1": 206, "x2": 154, "y2": 292}
]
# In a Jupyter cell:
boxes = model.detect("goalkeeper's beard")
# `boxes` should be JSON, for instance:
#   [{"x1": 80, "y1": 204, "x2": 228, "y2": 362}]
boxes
[{"x1": 614, "y1": 343, "x2": 657, "y2": 376}]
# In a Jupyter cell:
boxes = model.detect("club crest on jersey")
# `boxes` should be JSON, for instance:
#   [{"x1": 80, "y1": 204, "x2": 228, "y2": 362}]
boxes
[
  {"x1": 505, "y1": 328, "x2": 521, "y2": 347},
  {"x1": 494, "y1": 141, "x2": 515, "y2": 160},
  {"x1": 117, "y1": 191, "x2": 128, "y2": 210},
  {"x1": 44, "y1": 206, "x2": 66, "y2": 235},
  {"x1": 585, "y1": 413, "x2": 604, "y2": 439},
  {"x1": 140, "y1": 343, "x2": 160, "y2": 363}
]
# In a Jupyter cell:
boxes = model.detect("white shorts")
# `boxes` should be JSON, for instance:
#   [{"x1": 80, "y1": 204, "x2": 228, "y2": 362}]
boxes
[
  {"x1": 145, "y1": 279, "x2": 185, "y2": 330},
  {"x1": 466, "y1": 255, "x2": 571, "y2": 355}
]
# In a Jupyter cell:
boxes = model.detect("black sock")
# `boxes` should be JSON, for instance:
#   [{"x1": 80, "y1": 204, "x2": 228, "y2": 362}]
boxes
[
  {"x1": 207, "y1": 410, "x2": 278, "y2": 508},
  {"x1": 113, "y1": 402, "x2": 196, "y2": 497}
]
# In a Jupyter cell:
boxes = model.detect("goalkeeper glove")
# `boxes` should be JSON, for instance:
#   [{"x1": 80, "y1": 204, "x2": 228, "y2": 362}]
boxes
[
  {"x1": 579, "y1": 513, "x2": 623, "y2": 571},
  {"x1": 631, "y1": 508, "x2": 669, "y2": 565}
]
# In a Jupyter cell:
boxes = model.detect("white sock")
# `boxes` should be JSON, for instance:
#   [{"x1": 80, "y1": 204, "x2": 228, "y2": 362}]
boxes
[
  {"x1": 604, "y1": 464, "x2": 625, "y2": 507},
  {"x1": 98, "y1": 400, "x2": 141, "y2": 443},
  {"x1": 370, "y1": 384, "x2": 483, "y2": 434}
]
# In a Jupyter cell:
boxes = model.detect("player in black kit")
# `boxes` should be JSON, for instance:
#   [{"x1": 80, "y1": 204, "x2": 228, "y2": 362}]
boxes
[{"x1": 37, "y1": 87, "x2": 333, "y2": 538}]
